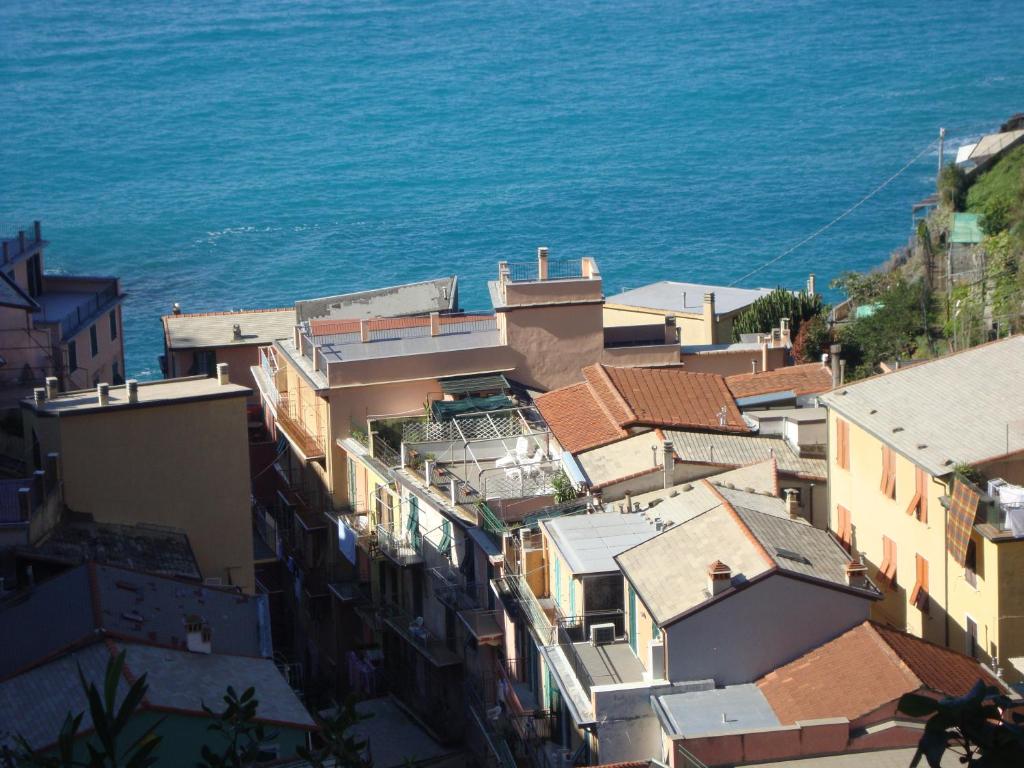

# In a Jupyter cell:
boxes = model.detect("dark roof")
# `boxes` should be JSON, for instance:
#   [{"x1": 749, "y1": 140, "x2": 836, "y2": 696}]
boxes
[
  {"x1": 22, "y1": 521, "x2": 201, "y2": 581},
  {"x1": 0, "y1": 271, "x2": 39, "y2": 312},
  {"x1": 0, "y1": 563, "x2": 267, "y2": 680},
  {"x1": 0, "y1": 640, "x2": 314, "y2": 749}
]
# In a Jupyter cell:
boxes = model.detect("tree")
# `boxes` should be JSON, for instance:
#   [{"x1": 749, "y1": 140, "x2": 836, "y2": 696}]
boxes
[
  {"x1": 838, "y1": 278, "x2": 931, "y2": 379},
  {"x1": 3, "y1": 651, "x2": 163, "y2": 768},
  {"x1": 730, "y1": 288, "x2": 825, "y2": 342},
  {"x1": 297, "y1": 698, "x2": 372, "y2": 768},
  {"x1": 938, "y1": 162, "x2": 968, "y2": 211},
  {"x1": 197, "y1": 687, "x2": 274, "y2": 768},
  {"x1": 898, "y1": 679, "x2": 1024, "y2": 767},
  {"x1": 551, "y1": 469, "x2": 581, "y2": 505},
  {"x1": 792, "y1": 314, "x2": 831, "y2": 363}
]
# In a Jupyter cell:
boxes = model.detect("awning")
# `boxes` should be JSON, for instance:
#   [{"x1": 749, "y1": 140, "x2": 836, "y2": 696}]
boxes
[
  {"x1": 947, "y1": 479, "x2": 980, "y2": 566},
  {"x1": 439, "y1": 373, "x2": 510, "y2": 396},
  {"x1": 431, "y1": 394, "x2": 514, "y2": 420}
]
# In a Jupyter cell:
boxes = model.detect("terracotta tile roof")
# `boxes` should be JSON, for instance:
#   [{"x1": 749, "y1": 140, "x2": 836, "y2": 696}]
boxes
[
  {"x1": 309, "y1": 313, "x2": 492, "y2": 336},
  {"x1": 538, "y1": 364, "x2": 747, "y2": 454},
  {"x1": 757, "y1": 621, "x2": 1001, "y2": 725},
  {"x1": 535, "y1": 383, "x2": 626, "y2": 454},
  {"x1": 726, "y1": 363, "x2": 833, "y2": 399},
  {"x1": 591, "y1": 365, "x2": 747, "y2": 432}
]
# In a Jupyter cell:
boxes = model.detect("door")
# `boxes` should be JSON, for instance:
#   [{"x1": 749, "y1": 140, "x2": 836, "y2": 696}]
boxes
[{"x1": 628, "y1": 585, "x2": 638, "y2": 654}]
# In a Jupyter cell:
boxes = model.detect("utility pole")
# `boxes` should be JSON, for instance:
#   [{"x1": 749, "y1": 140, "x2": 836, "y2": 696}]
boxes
[{"x1": 937, "y1": 127, "x2": 946, "y2": 182}]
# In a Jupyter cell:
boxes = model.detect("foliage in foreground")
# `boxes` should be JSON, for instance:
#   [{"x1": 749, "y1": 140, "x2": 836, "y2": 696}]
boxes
[{"x1": 898, "y1": 679, "x2": 1024, "y2": 767}]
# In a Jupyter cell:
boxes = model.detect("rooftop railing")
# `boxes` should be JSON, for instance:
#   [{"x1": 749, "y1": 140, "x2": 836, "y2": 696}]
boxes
[
  {"x1": 506, "y1": 258, "x2": 584, "y2": 283},
  {"x1": 0, "y1": 221, "x2": 42, "y2": 264}
]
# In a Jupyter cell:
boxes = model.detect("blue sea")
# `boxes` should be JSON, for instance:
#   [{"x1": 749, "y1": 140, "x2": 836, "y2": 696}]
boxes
[{"x1": 1, "y1": 1, "x2": 1022, "y2": 379}]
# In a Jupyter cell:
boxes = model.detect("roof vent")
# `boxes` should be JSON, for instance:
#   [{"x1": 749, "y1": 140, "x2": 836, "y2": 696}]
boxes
[
  {"x1": 774, "y1": 546, "x2": 810, "y2": 564},
  {"x1": 893, "y1": 426, "x2": 904, "y2": 433},
  {"x1": 917, "y1": 443, "x2": 927, "y2": 450}
]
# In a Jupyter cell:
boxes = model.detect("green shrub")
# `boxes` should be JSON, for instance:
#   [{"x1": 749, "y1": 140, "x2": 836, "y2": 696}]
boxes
[{"x1": 731, "y1": 288, "x2": 825, "y2": 342}]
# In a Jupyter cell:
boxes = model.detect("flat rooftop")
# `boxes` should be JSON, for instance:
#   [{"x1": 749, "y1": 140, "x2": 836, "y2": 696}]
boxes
[
  {"x1": 574, "y1": 639, "x2": 646, "y2": 687},
  {"x1": 657, "y1": 684, "x2": 780, "y2": 737},
  {"x1": 543, "y1": 511, "x2": 657, "y2": 574},
  {"x1": 316, "y1": 326, "x2": 502, "y2": 363},
  {"x1": 163, "y1": 307, "x2": 295, "y2": 350},
  {"x1": 607, "y1": 282, "x2": 774, "y2": 315},
  {"x1": 26, "y1": 376, "x2": 250, "y2": 414}
]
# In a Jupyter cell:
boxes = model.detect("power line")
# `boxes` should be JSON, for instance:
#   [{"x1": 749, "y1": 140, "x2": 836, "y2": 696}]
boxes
[{"x1": 728, "y1": 138, "x2": 939, "y2": 287}]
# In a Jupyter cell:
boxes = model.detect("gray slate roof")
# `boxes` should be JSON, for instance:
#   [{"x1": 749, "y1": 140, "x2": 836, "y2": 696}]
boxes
[
  {"x1": 0, "y1": 563, "x2": 267, "y2": 679},
  {"x1": 0, "y1": 271, "x2": 38, "y2": 311},
  {"x1": 658, "y1": 684, "x2": 780, "y2": 737},
  {"x1": 607, "y1": 282, "x2": 774, "y2": 315},
  {"x1": 616, "y1": 480, "x2": 869, "y2": 625},
  {"x1": 24, "y1": 521, "x2": 201, "y2": 581},
  {"x1": 163, "y1": 308, "x2": 295, "y2": 350},
  {"x1": 543, "y1": 513, "x2": 658, "y2": 574},
  {"x1": 0, "y1": 641, "x2": 313, "y2": 749},
  {"x1": 665, "y1": 429, "x2": 827, "y2": 479},
  {"x1": 820, "y1": 336, "x2": 1024, "y2": 476},
  {"x1": 295, "y1": 276, "x2": 458, "y2": 322}
]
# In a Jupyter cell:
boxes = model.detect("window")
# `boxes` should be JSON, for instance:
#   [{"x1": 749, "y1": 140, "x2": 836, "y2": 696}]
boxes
[
  {"x1": 906, "y1": 467, "x2": 929, "y2": 522},
  {"x1": 965, "y1": 540, "x2": 978, "y2": 588},
  {"x1": 836, "y1": 505, "x2": 852, "y2": 551},
  {"x1": 68, "y1": 340, "x2": 78, "y2": 372},
  {"x1": 878, "y1": 535, "x2": 897, "y2": 589},
  {"x1": 109, "y1": 309, "x2": 117, "y2": 341},
  {"x1": 910, "y1": 554, "x2": 929, "y2": 612},
  {"x1": 89, "y1": 325, "x2": 98, "y2": 357},
  {"x1": 966, "y1": 616, "x2": 978, "y2": 658},
  {"x1": 879, "y1": 446, "x2": 896, "y2": 499},
  {"x1": 835, "y1": 419, "x2": 850, "y2": 469}
]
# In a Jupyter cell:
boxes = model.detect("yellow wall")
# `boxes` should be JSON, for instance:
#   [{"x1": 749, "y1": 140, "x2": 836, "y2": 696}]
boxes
[
  {"x1": 28, "y1": 393, "x2": 254, "y2": 592},
  {"x1": 603, "y1": 305, "x2": 740, "y2": 345},
  {"x1": 828, "y1": 411, "x2": 1024, "y2": 679},
  {"x1": 626, "y1": 584, "x2": 658, "y2": 673},
  {"x1": 828, "y1": 414, "x2": 945, "y2": 645}
]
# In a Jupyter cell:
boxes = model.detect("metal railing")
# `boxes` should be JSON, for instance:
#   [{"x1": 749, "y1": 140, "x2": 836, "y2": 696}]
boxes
[
  {"x1": 36, "y1": 280, "x2": 120, "y2": 340},
  {"x1": 506, "y1": 258, "x2": 583, "y2": 282},
  {"x1": 403, "y1": 412, "x2": 530, "y2": 443},
  {"x1": 371, "y1": 435, "x2": 401, "y2": 468},
  {"x1": 498, "y1": 573, "x2": 554, "y2": 645},
  {"x1": 300, "y1": 313, "x2": 499, "y2": 360},
  {"x1": 480, "y1": 461, "x2": 558, "y2": 500},
  {"x1": 376, "y1": 523, "x2": 422, "y2": 565},
  {"x1": 0, "y1": 223, "x2": 41, "y2": 264},
  {"x1": 276, "y1": 394, "x2": 327, "y2": 458},
  {"x1": 556, "y1": 617, "x2": 596, "y2": 699}
]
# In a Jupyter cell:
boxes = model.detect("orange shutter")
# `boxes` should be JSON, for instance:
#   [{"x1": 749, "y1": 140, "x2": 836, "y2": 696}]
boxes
[
  {"x1": 837, "y1": 505, "x2": 852, "y2": 550},
  {"x1": 918, "y1": 468, "x2": 928, "y2": 523},
  {"x1": 880, "y1": 447, "x2": 896, "y2": 499},
  {"x1": 878, "y1": 536, "x2": 897, "y2": 589},
  {"x1": 910, "y1": 554, "x2": 929, "y2": 611}
]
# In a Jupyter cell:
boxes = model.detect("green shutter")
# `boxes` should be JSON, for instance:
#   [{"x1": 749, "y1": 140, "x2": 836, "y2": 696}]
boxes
[
  {"x1": 569, "y1": 578, "x2": 576, "y2": 616},
  {"x1": 628, "y1": 585, "x2": 638, "y2": 654},
  {"x1": 348, "y1": 459, "x2": 357, "y2": 506},
  {"x1": 439, "y1": 519, "x2": 452, "y2": 559},
  {"x1": 553, "y1": 555, "x2": 561, "y2": 608},
  {"x1": 407, "y1": 495, "x2": 421, "y2": 549},
  {"x1": 652, "y1": 621, "x2": 661, "y2": 640}
]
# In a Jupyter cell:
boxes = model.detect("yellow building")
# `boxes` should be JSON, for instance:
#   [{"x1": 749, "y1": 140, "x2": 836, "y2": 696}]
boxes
[
  {"x1": 22, "y1": 369, "x2": 255, "y2": 592},
  {"x1": 821, "y1": 336, "x2": 1024, "y2": 681}
]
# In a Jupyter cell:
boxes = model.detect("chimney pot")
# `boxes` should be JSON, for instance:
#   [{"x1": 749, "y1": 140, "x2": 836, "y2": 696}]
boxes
[
  {"x1": 216, "y1": 363, "x2": 230, "y2": 385},
  {"x1": 45, "y1": 376, "x2": 59, "y2": 400},
  {"x1": 663, "y1": 441, "x2": 675, "y2": 489},
  {"x1": 33, "y1": 388, "x2": 46, "y2": 407},
  {"x1": 807, "y1": 273, "x2": 816, "y2": 296},
  {"x1": 784, "y1": 488, "x2": 800, "y2": 520},
  {"x1": 830, "y1": 344, "x2": 842, "y2": 388},
  {"x1": 537, "y1": 246, "x2": 549, "y2": 280},
  {"x1": 845, "y1": 559, "x2": 869, "y2": 589},
  {"x1": 184, "y1": 616, "x2": 213, "y2": 654},
  {"x1": 708, "y1": 561, "x2": 732, "y2": 596},
  {"x1": 702, "y1": 293, "x2": 716, "y2": 344},
  {"x1": 623, "y1": 491, "x2": 632, "y2": 513},
  {"x1": 430, "y1": 311, "x2": 441, "y2": 337},
  {"x1": 761, "y1": 338, "x2": 769, "y2": 371},
  {"x1": 126, "y1": 379, "x2": 139, "y2": 404},
  {"x1": 359, "y1": 319, "x2": 370, "y2": 343},
  {"x1": 97, "y1": 382, "x2": 110, "y2": 406},
  {"x1": 232, "y1": 323, "x2": 242, "y2": 340}
]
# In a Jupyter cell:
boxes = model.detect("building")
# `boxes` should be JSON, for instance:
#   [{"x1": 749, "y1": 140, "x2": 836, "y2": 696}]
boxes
[
  {"x1": 494, "y1": 471, "x2": 878, "y2": 766},
  {"x1": 21, "y1": 370, "x2": 256, "y2": 592},
  {"x1": 0, "y1": 563, "x2": 313, "y2": 762},
  {"x1": 657, "y1": 621, "x2": 1007, "y2": 767},
  {"x1": 160, "y1": 276, "x2": 460, "y2": 392},
  {"x1": 820, "y1": 336, "x2": 1024, "y2": 682},
  {"x1": 604, "y1": 282, "x2": 775, "y2": 345},
  {"x1": 0, "y1": 221, "x2": 125, "y2": 405},
  {"x1": 725, "y1": 361, "x2": 834, "y2": 409}
]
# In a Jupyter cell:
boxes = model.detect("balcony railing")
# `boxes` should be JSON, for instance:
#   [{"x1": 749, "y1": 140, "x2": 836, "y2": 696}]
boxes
[
  {"x1": 556, "y1": 618, "x2": 596, "y2": 699},
  {"x1": 495, "y1": 573, "x2": 555, "y2": 645},
  {"x1": 506, "y1": 258, "x2": 583, "y2": 283},
  {"x1": 371, "y1": 435, "x2": 402, "y2": 469},
  {"x1": 33, "y1": 277, "x2": 121, "y2": 341},
  {"x1": 275, "y1": 394, "x2": 327, "y2": 461},
  {"x1": 376, "y1": 523, "x2": 423, "y2": 566}
]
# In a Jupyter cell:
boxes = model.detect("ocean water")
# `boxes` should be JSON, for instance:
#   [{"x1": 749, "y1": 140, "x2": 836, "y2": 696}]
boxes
[{"x1": 1, "y1": 1, "x2": 1022, "y2": 379}]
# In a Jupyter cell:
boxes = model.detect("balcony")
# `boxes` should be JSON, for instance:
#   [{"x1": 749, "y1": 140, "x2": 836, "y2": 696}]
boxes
[
  {"x1": 553, "y1": 613, "x2": 639, "y2": 700},
  {"x1": 379, "y1": 599, "x2": 461, "y2": 668},
  {"x1": 274, "y1": 394, "x2": 327, "y2": 462},
  {"x1": 494, "y1": 573, "x2": 556, "y2": 645},
  {"x1": 34, "y1": 275, "x2": 122, "y2": 341},
  {"x1": 376, "y1": 523, "x2": 423, "y2": 566},
  {"x1": 0, "y1": 222, "x2": 44, "y2": 265}
]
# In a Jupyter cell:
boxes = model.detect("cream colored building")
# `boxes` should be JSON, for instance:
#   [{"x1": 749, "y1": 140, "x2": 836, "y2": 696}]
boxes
[
  {"x1": 22, "y1": 372, "x2": 255, "y2": 592},
  {"x1": 821, "y1": 336, "x2": 1024, "y2": 681}
]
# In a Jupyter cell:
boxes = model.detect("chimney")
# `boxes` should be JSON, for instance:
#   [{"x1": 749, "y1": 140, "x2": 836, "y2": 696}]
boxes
[
  {"x1": 359, "y1": 319, "x2": 370, "y2": 343},
  {"x1": 702, "y1": 293, "x2": 716, "y2": 343},
  {"x1": 33, "y1": 388, "x2": 46, "y2": 407},
  {"x1": 172, "y1": 302, "x2": 182, "y2": 316},
  {"x1": 845, "y1": 559, "x2": 869, "y2": 589},
  {"x1": 663, "y1": 441, "x2": 675, "y2": 489},
  {"x1": 760, "y1": 338, "x2": 769, "y2": 372},
  {"x1": 708, "y1": 561, "x2": 732, "y2": 596},
  {"x1": 293, "y1": 325, "x2": 301, "y2": 348},
  {"x1": 232, "y1": 323, "x2": 242, "y2": 340},
  {"x1": 830, "y1": 344, "x2": 842, "y2": 388},
  {"x1": 784, "y1": 488, "x2": 800, "y2": 519},
  {"x1": 126, "y1": 379, "x2": 139, "y2": 404},
  {"x1": 780, "y1": 317, "x2": 791, "y2": 345},
  {"x1": 97, "y1": 382, "x2": 109, "y2": 406},
  {"x1": 807, "y1": 273, "x2": 816, "y2": 296},
  {"x1": 216, "y1": 362, "x2": 230, "y2": 385},
  {"x1": 537, "y1": 246, "x2": 549, "y2": 280},
  {"x1": 184, "y1": 615, "x2": 212, "y2": 654},
  {"x1": 663, "y1": 315, "x2": 678, "y2": 345},
  {"x1": 623, "y1": 491, "x2": 632, "y2": 513},
  {"x1": 839, "y1": 359, "x2": 846, "y2": 386},
  {"x1": 45, "y1": 376, "x2": 59, "y2": 400},
  {"x1": 430, "y1": 311, "x2": 441, "y2": 337},
  {"x1": 751, "y1": 359, "x2": 757, "y2": 374}
]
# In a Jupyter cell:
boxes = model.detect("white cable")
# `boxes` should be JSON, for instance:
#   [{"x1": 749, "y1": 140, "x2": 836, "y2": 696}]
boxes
[{"x1": 729, "y1": 139, "x2": 939, "y2": 287}]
